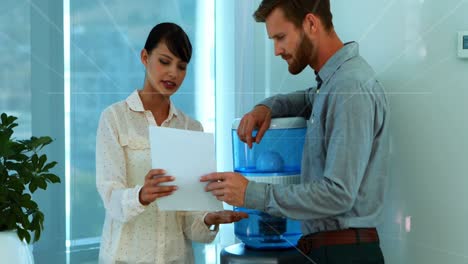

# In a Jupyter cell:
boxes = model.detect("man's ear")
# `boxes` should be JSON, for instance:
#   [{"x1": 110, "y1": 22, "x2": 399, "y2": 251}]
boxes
[
  {"x1": 303, "y1": 13, "x2": 319, "y2": 34},
  {"x1": 140, "y1": 49, "x2": 149, "y2": 67}
]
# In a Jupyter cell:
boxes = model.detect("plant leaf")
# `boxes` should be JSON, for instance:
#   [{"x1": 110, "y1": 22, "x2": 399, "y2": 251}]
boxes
[
  {"x1": 31, "y1": 154, "x2": 38, "y2": 169},
  {"x1": 17, "y1": 227, "x2": 31, "y2": 244},
  {"x1": 31, "y1": 136, "x2": 53, "y2": 151},
  {"x1": 0, "y1": 135, "x2": 12, "y2": 157},
  {"x1": 7, "y1": 177, "x2": 25, "y2": 193},
  {"x1": 33, "y1": 177, "x2": 47, "y2": 190},
  {"x1": 31, "y1": 211, "x2": 43, "y2": 242},
  {"x1": 38, "y1": 155, "x2": 47, "y2": 171},
  {"x1": 42, "y1": 161, "x2": 57, "y2": 172},
  {"x1": 5, "y1": 161, "x2": 22, "y2": 173},
  {"x1": 6, "y1": 210, "x2": 16, "y2": 230},
  {"x1": 7, "y1": 123, "x2": 18, "y2": 130},
  {"x1": 42, "y1": 173, "x2": 61, "y2": 183},
  {"x1": 29, "y1": 182, "x2": 38, "y2": 193},
  {"x1": 8, "y1": 153, "x2": 28, "y2": 162},
  {"x1": 6, "y1": 115, "x2": 18, "y2": 126},
  {"x1": 33, "y1": 225, "x2": 41, "y2": 242},
  {"x1": 0, "y1": 112, "x2": 7, "y2": 124},
  {"x1": 21, "y1": 194, "x2": 38, "y2": 210}
]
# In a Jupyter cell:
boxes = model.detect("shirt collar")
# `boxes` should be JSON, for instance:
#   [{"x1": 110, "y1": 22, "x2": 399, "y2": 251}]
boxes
[
  {"x1": 125, "y1": 89, "x2": 179, "y2": 118},
  {"x1": 167, "y1": 101, "x2": 179, "y2": 119},
  {"x1": 316, "y1": 41, "x2": 359, "y2": 90}
]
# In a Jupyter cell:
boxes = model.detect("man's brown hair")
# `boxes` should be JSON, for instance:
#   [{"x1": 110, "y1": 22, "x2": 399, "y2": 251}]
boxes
[{"x1": 253, "y1": 0, "x2": 333, "y2": 31}]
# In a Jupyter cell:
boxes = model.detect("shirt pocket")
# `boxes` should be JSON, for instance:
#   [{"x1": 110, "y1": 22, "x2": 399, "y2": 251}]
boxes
[{"x1": 122, "y1": 133, "x2": 150, "y2": 150}]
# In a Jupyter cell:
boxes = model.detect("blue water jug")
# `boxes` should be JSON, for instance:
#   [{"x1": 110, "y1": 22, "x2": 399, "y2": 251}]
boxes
[{"x1": 232, "y1": 117, "x2": 306, "y2": 249}]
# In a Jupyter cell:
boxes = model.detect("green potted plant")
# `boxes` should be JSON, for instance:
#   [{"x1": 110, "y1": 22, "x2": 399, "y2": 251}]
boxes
[{"x1": 0, "y1": 112, "x2": 61, "y2": 261}]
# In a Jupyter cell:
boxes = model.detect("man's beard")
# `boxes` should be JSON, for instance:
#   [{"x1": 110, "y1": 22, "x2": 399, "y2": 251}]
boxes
[{"x1": 288, "y1": 32, "x2": 313, "y2": 75}]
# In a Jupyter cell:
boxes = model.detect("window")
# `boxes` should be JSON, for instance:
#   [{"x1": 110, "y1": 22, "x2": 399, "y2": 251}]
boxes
[{"x1": 0, "y1": 0, "x2": 31, "y2": 138}]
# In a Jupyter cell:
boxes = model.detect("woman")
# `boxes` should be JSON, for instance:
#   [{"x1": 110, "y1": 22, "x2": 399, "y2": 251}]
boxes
[{"x1": 96, "y1": 22, "x2": 247, "y2": 264}]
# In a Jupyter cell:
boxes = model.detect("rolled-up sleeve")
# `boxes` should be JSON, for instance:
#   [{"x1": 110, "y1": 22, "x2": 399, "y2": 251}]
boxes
[{"x1": 178, "y1": 211, "x2": 218, "y2": 243}]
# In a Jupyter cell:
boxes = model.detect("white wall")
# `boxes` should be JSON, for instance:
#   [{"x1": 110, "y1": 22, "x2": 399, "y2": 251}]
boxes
[
  {"x1": 332, "y1": 1, "x2": 468, "y2": 263},
  {"x1": 244, "y1": 0, "x2": 468, "y2": 263}
]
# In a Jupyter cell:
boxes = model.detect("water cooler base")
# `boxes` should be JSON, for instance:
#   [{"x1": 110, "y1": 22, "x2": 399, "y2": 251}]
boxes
[{"x1": 220, "y1": 243, "x2": 309, "y2": 264}]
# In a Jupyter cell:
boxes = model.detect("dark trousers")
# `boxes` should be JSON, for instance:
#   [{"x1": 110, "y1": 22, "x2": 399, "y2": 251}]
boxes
[{"x1": 301, "y1": 242, "x2": 384, "y2": 264}]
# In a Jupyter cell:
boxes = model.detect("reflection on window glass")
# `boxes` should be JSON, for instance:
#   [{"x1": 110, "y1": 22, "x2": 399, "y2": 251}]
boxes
[
  {"x1": 0, "y1": 0, "x2": 31, "y2": 138},
  {"x1": 69, "y1": 0, "x2": 214, "y2": 262}
]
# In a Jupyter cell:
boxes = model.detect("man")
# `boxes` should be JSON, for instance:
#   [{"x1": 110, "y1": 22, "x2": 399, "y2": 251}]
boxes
[{"x1": 201, "y1": 0, "x2": 389, "y2": 263}]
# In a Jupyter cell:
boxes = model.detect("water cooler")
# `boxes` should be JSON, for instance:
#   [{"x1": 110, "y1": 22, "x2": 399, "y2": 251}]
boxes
[{"x1": 220, "y1": 117, "x2": 309, "y2": 263}]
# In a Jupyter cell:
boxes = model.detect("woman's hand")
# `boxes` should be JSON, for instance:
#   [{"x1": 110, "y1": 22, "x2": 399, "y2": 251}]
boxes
[
  {"x1": 204, "y1": 210, "x2": 249, "y2": 226},
  {"x1": 139, "y1": 169, "x2": 177, "y2": 205}
]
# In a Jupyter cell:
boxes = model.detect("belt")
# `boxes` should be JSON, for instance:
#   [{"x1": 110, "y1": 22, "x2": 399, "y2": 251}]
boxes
[{"x1": 297, "y1": 228, "x2": 379, "y2": 255}]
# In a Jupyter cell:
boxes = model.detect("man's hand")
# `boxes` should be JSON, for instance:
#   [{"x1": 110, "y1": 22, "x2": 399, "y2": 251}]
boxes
[
  {"x1": 237, "y1": 105, "x2": 272, "y2": 148},
  {"x1": 204, "y1": 210, "x2": 249, "y2": 226},
  {"x1": 200, "y1": 172, "x2": 249, "y2": 206}
]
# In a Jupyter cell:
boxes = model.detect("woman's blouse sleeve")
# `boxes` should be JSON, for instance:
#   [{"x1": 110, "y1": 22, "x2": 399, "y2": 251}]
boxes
[{"x1": 96, "y1": 108, "x2": 146, "y2": 223}]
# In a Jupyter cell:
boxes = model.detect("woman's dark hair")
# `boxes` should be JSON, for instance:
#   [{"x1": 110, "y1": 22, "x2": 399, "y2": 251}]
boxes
[
  {"x1": 253, "y1": 0, "x2": 333, "y2": 31},
  {"x1": 144, "y1": 22, "x2": 192, "y2": 63}
]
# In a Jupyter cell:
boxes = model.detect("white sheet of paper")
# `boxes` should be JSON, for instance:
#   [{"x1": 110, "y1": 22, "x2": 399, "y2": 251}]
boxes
[{"x1": 149, "y1": 126, "x2": 223, "y2": 211}]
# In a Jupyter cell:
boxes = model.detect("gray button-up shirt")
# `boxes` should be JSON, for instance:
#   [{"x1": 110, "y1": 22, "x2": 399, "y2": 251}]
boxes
[{"x1": 244, "y1": 42, "x2": 390, "y2": 234}]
